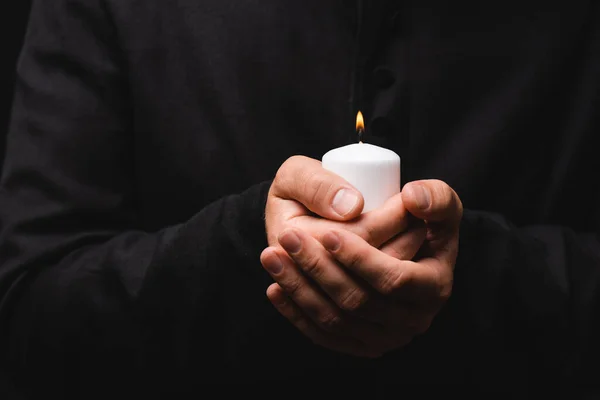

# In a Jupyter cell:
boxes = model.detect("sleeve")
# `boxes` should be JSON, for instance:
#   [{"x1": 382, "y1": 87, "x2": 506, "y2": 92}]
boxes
[
  {"x1": 432, "y1": 207, "x2": 600, "y2": 386},
  {"x1": 0, "y1": 0, "x2": 282, "y2": 395}
]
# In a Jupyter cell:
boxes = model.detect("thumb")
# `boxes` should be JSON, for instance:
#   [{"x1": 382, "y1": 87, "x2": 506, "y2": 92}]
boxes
[
  {"x1": 401, "y1": 180, "x2": 463, "y2": 226},
  {"x1": 271, "y1": 155, "x2": 365, "y2": 221}
]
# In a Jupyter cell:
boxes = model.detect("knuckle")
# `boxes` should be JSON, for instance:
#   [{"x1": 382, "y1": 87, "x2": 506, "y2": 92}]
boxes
[
  {"x1": 339, "y1": 286, "x2": 370, "y2": 313},
  {"x1": 283, "y1": 155, "x2": 305, "y2": 172},
  {"x1": 379, "y1": 268, "x2": 409, "y2": 296},
  {"x1": 434, "y1": 181, "x2": 463, "y2": 220},
  {"x1": 430, "y1": 182, "x2": 451, "y2": 209},
  {"x1": 434, "y1": 269, "x2": 454, "y2": 304},
  {"x1": 440, "y1": 181, "x2": 454, "y2": 201},
  {"x1": 317, "y1": 312, "x2": 344, "y2": 332},
  {"x1": 274, "y1": 159, "x2": 291, "y2": 183},
  {"x1": 345, "y1": 249, "x2": 364, "y2": 272},
  {"x1": 299, "y1": 252, "x2": 325, "y2": 280},
  {"x1": 282, "y1": 276, "x2": 303, "y2": 298},
  {"x1": 306, "y1": 171, "x2": 335, "y2": 207},
  {"x1": 438, "y1": 278, "x2": 453, "y2": 304},
  {"x1": 287, "y1": 306, "x2": 304, "y2": 325},
  {"x1": 357, "y1": 224, "x2": 376, "y2": 246},
  {"x1": 307, "y1": 175, "x2": 326, "y2": 205},
  {"x1": 383, "y1": 245, "x2": 406, "y2": 261},
  {"x1": 273, "y1": 170, "x2": 291, "y2": 196},
  {"x1": 274, "y1": 156, "x2": 307, "y2": 191}
]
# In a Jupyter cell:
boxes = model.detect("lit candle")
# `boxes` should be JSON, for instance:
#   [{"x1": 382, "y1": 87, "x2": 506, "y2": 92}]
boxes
[{"x1": 322, "y1": 112, "x2": 401, "y2": 213}]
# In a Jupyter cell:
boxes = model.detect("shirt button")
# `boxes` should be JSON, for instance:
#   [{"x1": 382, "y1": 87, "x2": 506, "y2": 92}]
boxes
[{"x1": 372, "y1": 67, "x2": 396, "y2": 90}]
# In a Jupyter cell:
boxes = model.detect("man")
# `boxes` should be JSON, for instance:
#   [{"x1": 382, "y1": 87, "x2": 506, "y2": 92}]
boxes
[{"x1": 0, "y1": 0, "x2": 598, "y2": 397}]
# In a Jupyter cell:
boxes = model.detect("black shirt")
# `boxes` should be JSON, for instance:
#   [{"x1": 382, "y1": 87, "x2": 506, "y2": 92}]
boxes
[{"x1": 1, "y1": 0, "x2": 599, "y2": 397}]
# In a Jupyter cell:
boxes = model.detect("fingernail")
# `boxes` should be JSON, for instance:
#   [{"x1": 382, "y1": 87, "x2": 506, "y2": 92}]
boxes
[
  {"x1": 411, "y1": 184, "x2": 431, "y2": 210},
  {"x1": 264, "y1": 254, "x2": 284, "y2": 275},
  {"x1": 332, "y1": 189, "x2": 360, "y2": 217},
  {"x1": 322, "y1": 232, "x2": 341, "y2": 252},
  {"x1": 279, "y1": 231, "x2": 302, "y2": 254}
]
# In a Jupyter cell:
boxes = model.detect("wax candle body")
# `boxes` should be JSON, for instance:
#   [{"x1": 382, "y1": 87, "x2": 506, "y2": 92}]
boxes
[{"x1": 322, "y1": 143, "x2": 401, "y2": 213}]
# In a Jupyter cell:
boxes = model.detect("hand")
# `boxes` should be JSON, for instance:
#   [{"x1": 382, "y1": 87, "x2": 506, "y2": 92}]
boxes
[
  {"x1": 262, "y1": 180, "x2": 462, "y2": 358},
  {"x1": 264, "y1": 155, "x2": 425, "y2": 261}
]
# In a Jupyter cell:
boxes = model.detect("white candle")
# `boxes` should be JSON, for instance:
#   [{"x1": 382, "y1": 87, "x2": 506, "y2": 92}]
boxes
[{"x1": 322, "y1": 113, "x2": 401, "y2": 213}]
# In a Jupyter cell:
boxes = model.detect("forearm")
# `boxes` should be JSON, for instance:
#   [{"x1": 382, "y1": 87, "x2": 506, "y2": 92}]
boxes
[
  {"x1": 451, "y1": 209, "x2": 598, "y2": 382},
  {"x1": 1, "y1": 181, "x2": 274, "y2": 394}
]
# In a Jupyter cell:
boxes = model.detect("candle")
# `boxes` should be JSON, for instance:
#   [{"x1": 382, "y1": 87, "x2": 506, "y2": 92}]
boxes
[{"x1": 322, "y1": 112, "x2": 401, "y2": 213}]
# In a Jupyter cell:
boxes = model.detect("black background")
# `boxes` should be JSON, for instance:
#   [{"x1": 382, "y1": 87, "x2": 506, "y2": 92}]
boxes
[{"x1": 1, "y1": 1, "x2": 32, "y2": 169}]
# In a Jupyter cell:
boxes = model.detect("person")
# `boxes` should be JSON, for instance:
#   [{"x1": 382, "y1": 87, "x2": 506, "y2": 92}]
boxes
[{"x1": 0, "y1": 0, "x2": 598, "y2": 397}]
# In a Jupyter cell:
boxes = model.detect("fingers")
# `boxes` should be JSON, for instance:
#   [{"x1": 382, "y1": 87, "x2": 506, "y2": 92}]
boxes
[
  {"x1": 411, "y1": 256, "x2": 454, "y2": 307},
  {"x1": 260, "y1": 246, "x2": 346, "y2": 333},
  {"x1": 271, "y1": 156, "x2": 365, "y2": 221},
  {"x1": 401, "y1": 180, "x2": 462, "y2": 264},
  {"x1": 321, "y1": 228, "x2": 450, "y2": 305},
  {"x1": 350, "y1": 193, "x2": 410, "y2": 248},
  {"x1": 265, "y1": 284, "x2": 378, "y2": 358},
  {"x1": 268, "y1": 284, "x2": 417, "y2": 353},
  {"x1": 261, "y1": 243, "x2": 385, "y2": 341},
  {"x1": 263, "y1": 226, "x2": 444, "y2": 356},
  {"x1": 379, "y1": 218, "x2": 427, "y2": 261},
  {"x1": 267, "y1": 156, "x2": 418, "y2": 251},
  {"x1": 261, "y1": 245, "x2": 392, "y2": 356},
  {"x1": 289, "y1": 192, "x2": 412, "y2": 249},
  {"x1": 401, "y1": 180, "x2": 463, "y2": 225},
  {"x1": 271, "y1": 227, "x2": 436, "y2": 334},
  {"x1": 276, "y1": 227, "x2": 371, "y2": 314}
]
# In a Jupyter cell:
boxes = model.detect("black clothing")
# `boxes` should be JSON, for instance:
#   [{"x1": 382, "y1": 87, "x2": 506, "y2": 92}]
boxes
[{"x1": 1, "y1": 0, "x2": 599, "y2": 397}]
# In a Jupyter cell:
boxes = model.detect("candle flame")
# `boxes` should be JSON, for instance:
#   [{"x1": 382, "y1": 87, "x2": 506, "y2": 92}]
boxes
[{"x1": 356, "y1": 111, "x2": 365, "y2": 143}]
